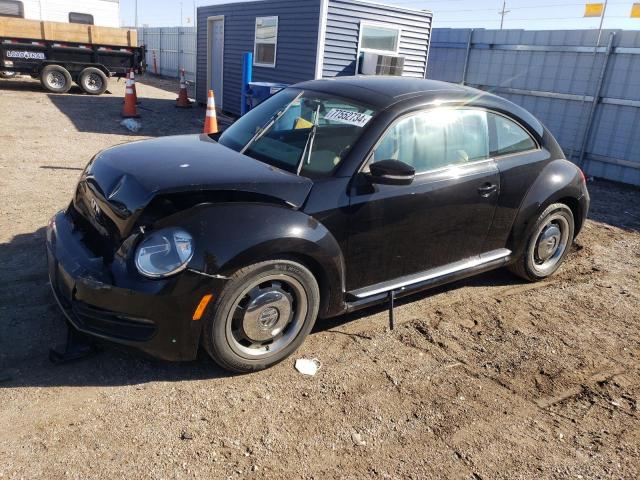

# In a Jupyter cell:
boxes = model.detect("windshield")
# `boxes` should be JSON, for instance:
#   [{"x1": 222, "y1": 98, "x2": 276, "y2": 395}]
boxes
[{"x1": 218, "y1": 88, "x2": 377, "y2": 178}]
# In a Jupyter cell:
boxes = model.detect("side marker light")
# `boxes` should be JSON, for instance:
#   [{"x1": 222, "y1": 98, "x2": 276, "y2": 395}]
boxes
[{"x1": 192, "y1": 294, "x2": 213, "y2": 321}]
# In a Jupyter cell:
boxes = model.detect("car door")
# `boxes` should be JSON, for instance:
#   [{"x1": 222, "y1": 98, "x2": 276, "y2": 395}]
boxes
[{"x1": 345, "y1": 107, "x2": 501, "y2": 291}]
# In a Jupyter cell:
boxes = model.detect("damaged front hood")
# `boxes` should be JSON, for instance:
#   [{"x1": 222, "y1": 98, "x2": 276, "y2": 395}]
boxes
[{"x1": 74, "y1": 134, "x2": 313, "y2": 238}]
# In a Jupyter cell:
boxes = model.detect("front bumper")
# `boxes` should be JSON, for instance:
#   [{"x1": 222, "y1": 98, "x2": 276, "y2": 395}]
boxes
[{"x1": 46, "y1": 210, "x2": 226, "y2": 361}]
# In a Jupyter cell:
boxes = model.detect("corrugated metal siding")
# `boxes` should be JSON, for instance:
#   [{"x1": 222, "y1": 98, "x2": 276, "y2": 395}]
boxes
[
  {"x1": 427, "y1": 28, "x2": 640, "y2": 186},
  {"x1": 322, "y1": 0, "x2": 432, "y2": 78},
  {"x1": 138, "y1": 27, "x2": 197, "y2": 82},
  {"x1": 197, "y1": 0, "x2": 321, "y2": 116}
]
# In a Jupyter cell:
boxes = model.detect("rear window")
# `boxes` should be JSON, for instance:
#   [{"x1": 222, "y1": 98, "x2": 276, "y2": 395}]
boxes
[
  {"x1": 69, "y1": 12, "x2": 94, "y2": 25},
  {"x1": 489, "y1": 113, "x2": 537, "y2": 157},
  {"x1": 0, "y1": 0, "x2": 23, "y2": 18}
]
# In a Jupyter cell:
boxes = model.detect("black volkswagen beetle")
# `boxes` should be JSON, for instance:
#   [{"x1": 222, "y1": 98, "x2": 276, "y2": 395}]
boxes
[{"x1": 46, "y1": 76, "x2": 589, "y2": 372}]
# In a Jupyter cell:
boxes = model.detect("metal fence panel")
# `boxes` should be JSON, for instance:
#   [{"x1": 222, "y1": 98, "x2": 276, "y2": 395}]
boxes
[
  {"x1": 427, "y1": 28, "x2": 640, "y2": 186},
  {"x1": 137, "y1": 27, "x2": 197, "y2": 82}
]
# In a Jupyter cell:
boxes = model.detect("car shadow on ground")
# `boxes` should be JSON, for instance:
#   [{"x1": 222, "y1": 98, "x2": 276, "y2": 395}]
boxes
[{"x1": 317, "y1": 267, "x2": 524, "y2": 337}]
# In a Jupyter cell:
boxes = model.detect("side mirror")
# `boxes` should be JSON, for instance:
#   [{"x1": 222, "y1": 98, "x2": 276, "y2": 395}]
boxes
[{"x1": 367, "y1": 159, "x2": 415, "y2": 186}]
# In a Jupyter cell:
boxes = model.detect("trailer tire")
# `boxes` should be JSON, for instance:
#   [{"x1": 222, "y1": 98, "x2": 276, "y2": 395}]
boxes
[
  {"x1": 40, "y1": 65, "x2": 72, "y2": 93},
  {"x1": 78, "y1": 67, "x2": 108, "y2": 95}
]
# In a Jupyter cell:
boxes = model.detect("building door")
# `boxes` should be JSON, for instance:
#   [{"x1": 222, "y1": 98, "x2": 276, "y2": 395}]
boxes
[{"x1": 209, "y1": 16, "x2": 224, "y2": 109}]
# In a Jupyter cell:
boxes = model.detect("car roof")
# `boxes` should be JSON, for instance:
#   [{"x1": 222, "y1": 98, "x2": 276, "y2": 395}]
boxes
[
  {"x1": 293, "y1": 76, "x2": 544, "y2": 137},
  {"x1": 294, "y1": 76, "x2": 463, "y2": 108}
]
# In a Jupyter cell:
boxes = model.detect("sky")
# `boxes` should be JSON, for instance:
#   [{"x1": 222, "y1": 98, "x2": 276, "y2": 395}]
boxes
[{"x1": 119, "y1": 0, "x2": 640, "y2": 30}]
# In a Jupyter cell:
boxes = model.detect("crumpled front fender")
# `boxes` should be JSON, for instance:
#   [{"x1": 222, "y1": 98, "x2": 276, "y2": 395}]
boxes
[{"x1": 155, "y1": 202, "x2": 347, "y2": 318}]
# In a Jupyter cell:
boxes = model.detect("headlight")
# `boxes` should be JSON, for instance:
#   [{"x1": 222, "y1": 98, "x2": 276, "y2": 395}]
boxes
[{"x1": 135, "y1": 228, "x2": 194, "y2": 278}]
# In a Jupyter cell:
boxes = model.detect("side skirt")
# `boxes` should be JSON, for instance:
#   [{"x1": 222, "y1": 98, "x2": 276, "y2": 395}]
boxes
[{"x1": 344, "y1": 249, "x2": 512, "y2": 313}]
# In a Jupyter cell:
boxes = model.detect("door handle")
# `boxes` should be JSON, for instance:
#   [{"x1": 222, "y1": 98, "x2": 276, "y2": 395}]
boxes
[{"x1": 477, "y1": 183, "x2": 497, "y2": 197}]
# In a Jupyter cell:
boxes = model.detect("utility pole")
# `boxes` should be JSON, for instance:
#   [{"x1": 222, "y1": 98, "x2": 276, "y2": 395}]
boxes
[
  {"x1": 595, "y1": 0, "x2": 609, "y2": 49},
  {"x1": 134, "y1": 0, "x2": 138, "y2": 28},
  {"x1": 180, "y1": 1, "x2": 184, "y2": 27},
  {"x1": 499, "y1": 1, "x2": 510, "y2": 30}
]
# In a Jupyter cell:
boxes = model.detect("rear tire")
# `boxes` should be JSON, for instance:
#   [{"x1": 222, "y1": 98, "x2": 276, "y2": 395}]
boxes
[
  {"x1": 202, "y1": 259, "x2": 320, "y2": 373},
  {"x1": 78, "y1": 67, "x2": 108, "y2": 95},
  {"x1": 508, "y1": 203, "x2": 575, "y2": 281},
  {"x1": 40, "y1": 65, "x2": 72, "y2": 93}
]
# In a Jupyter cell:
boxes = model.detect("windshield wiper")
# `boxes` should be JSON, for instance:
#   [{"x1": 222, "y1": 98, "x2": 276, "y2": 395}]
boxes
[
  {"x1": 240, "y1": 92, "x2": 303, "y2": 155},
  {"x1": 296, "y1": 104, "x2": 321, "y2": 175}
]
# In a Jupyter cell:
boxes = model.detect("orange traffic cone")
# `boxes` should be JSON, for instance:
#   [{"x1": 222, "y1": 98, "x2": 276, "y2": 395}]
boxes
[
  {"x1": 176, "y1": 68, "x2": 192, "y2": 108},
  {"x1": 129, "y1": 69, "x2": 139, "y2": 104},
  {"x1": 203, "y1": 90, "x2": 218, "y2": 134},
  {"x1": 122, "y1": 76, "x2": 139, "y2": 118}
]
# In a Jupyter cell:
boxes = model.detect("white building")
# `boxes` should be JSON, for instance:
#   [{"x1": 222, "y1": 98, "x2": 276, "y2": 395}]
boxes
[{"x1": 0, "y1": 0, "x2": 120, "y2": 27}]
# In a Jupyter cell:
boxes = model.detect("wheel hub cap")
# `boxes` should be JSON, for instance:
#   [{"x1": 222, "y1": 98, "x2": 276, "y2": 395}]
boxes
[
  {"x1": 536, "y1": 224, "x2": 561, "y2": 261},
  {"x1": 86, "y1": 73, "x2": 102, "y2": 90},
  {"x1": 48, "y1": 72, "x2": 64, "y2": 88},
  {"x1": 242, "y1": 289, "x2": 292, "y2": 342},
  {"x1": 226, "y1": 274, "x2": 308, "y2": 359}
]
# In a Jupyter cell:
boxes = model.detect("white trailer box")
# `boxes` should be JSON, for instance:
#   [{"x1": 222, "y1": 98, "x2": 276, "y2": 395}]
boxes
[{"x1": 0, "y1": 0, "x2": 120, "y2": 27}]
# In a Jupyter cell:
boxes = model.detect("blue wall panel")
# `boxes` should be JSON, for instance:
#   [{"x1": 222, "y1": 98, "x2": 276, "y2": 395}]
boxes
[{"x1": 197, "y1": 0, "x2": 321, "y2": 116}]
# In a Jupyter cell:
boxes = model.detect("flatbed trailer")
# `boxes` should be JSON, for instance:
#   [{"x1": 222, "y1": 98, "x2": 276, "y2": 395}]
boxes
[{"x1": 0, "y1": 18, "x2": 144, "y2": 94}]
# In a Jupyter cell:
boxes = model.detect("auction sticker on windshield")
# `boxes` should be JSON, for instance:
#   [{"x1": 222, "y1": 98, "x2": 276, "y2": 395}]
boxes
[{"x1": 324, "y1": 109, "x2": 372, "y2": 128}]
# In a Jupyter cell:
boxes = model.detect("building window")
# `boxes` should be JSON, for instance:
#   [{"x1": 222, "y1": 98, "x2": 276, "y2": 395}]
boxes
[
  {"x1": 69, "y1": 12, "x2": 94, "y2": 25},
  {"x1": 0, "y1": 0, "x2": 24, "y2": 18},
  {"x1": 359, "y1": 23, "x2": 400, "y2": 53},
  {"x1": 254, "y1": 16, "x2": 278, "y2": 67}
]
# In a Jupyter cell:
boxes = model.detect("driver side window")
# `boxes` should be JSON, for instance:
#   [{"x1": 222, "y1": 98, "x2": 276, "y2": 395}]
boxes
[{"x1": 371, "y1": 108, "x2": 489, "y2": 174}]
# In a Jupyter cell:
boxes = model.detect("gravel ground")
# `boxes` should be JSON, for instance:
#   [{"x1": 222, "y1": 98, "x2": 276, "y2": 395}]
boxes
[{"x1": 1, "y1": 75, "x2": 639, "y2": 479}]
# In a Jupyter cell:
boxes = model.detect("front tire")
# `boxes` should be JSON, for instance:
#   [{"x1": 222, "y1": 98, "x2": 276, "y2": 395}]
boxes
[
  {"x1": 508, "y1": 203, "x2": 575, "y2": 281},
  {"x1": 40, "y1": 65, "x2": 72, "y2": 93},
  {"x1": 202, "y1": 259, "x2": 320, "y2": 373}
]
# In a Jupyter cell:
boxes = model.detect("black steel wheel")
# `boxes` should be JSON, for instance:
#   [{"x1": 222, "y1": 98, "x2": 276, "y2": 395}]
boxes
[
  {"x1": 40, "y1": 65, "x2": 72, "y2": 93},
  {"x1": 202, "y1": 259, "x2": 320, "y2": 372},
  {"x1": 78, "y1": 67, "x2": 108, "y2": 95},
  {"x1": 508, "y1": 203, "x2": 575, "y2": 281}
]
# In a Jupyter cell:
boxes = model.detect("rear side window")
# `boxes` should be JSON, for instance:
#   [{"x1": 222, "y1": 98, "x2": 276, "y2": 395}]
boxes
[
  {"x1": 69, "y1": 12, "x2": 94, "y2": 25},
  {"x1": 372, "y1": 108, "x2": 489, "y2": 174},
  {"x1": 0, "y1": 0, "x2": 23, "y2": 18},
  {"x1": 489, "y1": 113, "x2": 537, "y2": 157}
]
